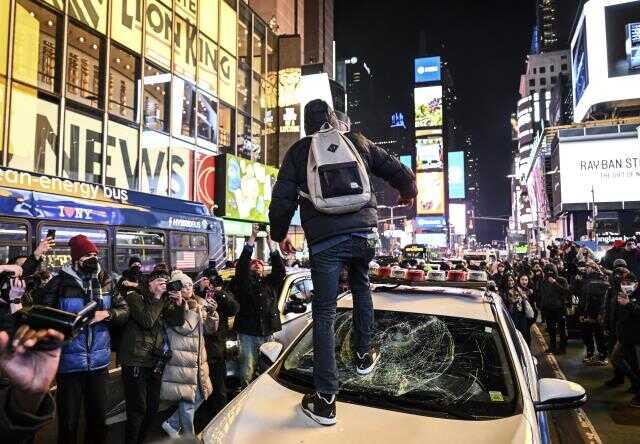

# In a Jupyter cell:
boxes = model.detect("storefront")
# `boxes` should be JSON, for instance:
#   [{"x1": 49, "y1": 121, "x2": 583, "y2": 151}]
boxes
[{"x1": 0, "y1": 0, "x2": 279, "y2": 216}]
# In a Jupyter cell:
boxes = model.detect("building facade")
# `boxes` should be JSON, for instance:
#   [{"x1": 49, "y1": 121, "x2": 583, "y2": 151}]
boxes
[{"x1": 520, "y1": 50, "x2": 570, "y2": 97}]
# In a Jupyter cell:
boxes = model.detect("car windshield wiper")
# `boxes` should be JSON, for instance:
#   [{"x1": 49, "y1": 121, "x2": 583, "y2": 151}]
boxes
[{"x1": 340, "y1": 389, "x2": 479, "y2": 420}]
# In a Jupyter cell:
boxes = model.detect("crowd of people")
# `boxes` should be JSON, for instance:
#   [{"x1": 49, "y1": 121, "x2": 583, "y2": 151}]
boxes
[
  {"x1": 0, "y1": 224, "x2": 292, "y2": 443},
  {"x1": 477, "y1": 239, "x2": 640, "y2": 409}
]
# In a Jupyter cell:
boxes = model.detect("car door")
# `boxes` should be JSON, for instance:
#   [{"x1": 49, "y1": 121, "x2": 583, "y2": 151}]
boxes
[{"x1": 273, "y1": 274, "x2": 314, "y2": 347}]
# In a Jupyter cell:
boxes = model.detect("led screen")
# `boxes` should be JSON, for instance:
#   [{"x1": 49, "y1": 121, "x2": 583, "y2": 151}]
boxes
[
  {"x1": 558, "y1": 136, "x2": 640, "y2": 205},
  {"x1": 573, "y1": 22, "x2": 589, "y2": 105},
  {"x1": 415, "y1": 233, "x2": 447, "y2": 248},
  {"x1": 416, "y1": 137, "x2": 443, "y2": 170},
  {"x1": 448, "y1": 151, "x2": 466, "y2": 199},
  {"x1": 414, "y1": 56, "x2": 441, "y2": 83},
  {"x1": 414, "y1": 86, "x2": 443, "y2": 128},
  {"x1": 415, "y1": 216, "x2": 447, "y2": 231},
  {"x1": 225, "y1": 154, "x2": 278, "y2": 222},
  {"x1": 449, "y1": 203, "x2": 467, "y2": 236},
  {"x1": 416, "y1": 171, "x2": 445, "y2": 215},
  {"x1": 399, "y1": 155, "x2": 412, "y2": 171},
  {"x1": 606, "y1": 1, "x2": 640, "y2": 77}
]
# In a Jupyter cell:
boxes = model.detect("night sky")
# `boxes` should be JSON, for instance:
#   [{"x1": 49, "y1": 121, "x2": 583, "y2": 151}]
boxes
[{"x1": 335, "y1": 0, "x2": 536, "y2": 242}]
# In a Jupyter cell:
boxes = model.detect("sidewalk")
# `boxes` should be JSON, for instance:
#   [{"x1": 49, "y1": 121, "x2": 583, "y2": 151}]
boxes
[{"x1": 533, "y1": 324, "x2": 640, "y2": 444}]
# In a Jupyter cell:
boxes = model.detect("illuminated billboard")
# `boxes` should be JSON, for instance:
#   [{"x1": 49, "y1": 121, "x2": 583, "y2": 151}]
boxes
[
  {"x1": 414, "y1": 56, "x2": 441, "y2": 83},
  {"x1": 449, "y1": 203, "x2": 467, "y2": 236},
  {"x1": 416, "y1": 171, "x2": 445, "y2": 215},
  {"x1": 572, "y1": 0, "x2": 640, "y2": 121},
  {"x1": 224, "y1": 154, "x2": 278, "y2": 222},
  {"x1": 448, "y1": 151, "x2": 466, "y2": 199},
  {"x1": 557, "y1": 135, "x2": 640, "y2": 207},
  {"x1": 414, "y1": 86, "x2": 443, "y2": 128},
  {"x1": 416, "y1": 137, "x2": 443, "y2": 170},
  {"x1": 415, "y1": 216, "x2": 447, "y2": 231},
  {"x1": 415, "y1": 233, "x2": 447, "y2": 248},
  {"x1": 399, "y1": 155, "x2": 412, "y2": 171}
]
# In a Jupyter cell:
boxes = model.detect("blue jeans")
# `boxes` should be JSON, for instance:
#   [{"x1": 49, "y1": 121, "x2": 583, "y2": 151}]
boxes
[
  {"x1": 310, "y1": 236, "x2": 376, "y2": 394},
  {"x1": 166, "y1": 388, "x2": 204, "y2": 436},
  {"x1": 238, "y1": 333, "x2": 273, "y2": 387}
]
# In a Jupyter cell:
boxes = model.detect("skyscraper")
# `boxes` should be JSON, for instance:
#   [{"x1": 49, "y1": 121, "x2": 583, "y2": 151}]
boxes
[
  {"x1": 535, "y1": 0, "x2": 580, "y2": 52},
  {"x1": 345, "y1": 57, "x2": 373, "y2": 132}
]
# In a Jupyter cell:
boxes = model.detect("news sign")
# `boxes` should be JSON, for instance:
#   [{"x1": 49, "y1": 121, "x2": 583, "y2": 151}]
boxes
[
  {"x1": 448, "y1": 151, "x2": 466, "y2": 199},
  {"x1": 414, "y1": 56, "x2": 441, "y2": 83}
]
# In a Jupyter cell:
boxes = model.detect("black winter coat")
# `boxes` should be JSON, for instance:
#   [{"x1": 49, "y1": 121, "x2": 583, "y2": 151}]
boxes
[
  {"x1": 538, "y1": 276, "x2": 571, "y2": 313},
  {"x1": 616, "y1": 294, "x2": 640, "y2": 345},
  {"x1": 269, "y1": 132, "x2": 417, "y2": 245},
  {"x1": 197, "y1": 286, "x2": 239, "y2": 359},
  {"x1": 233, "y1": 245, "x2": 285, "y2": 337},
  {"x1": 0, "y1": 387, "x2": 55, "y2": 444},
  {"x1": 576, "y1": 273, "x2": 609, "y2": 320}
]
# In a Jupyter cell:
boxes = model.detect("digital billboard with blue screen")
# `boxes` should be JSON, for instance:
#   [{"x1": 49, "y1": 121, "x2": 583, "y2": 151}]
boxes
[
  {"x1": 399, "y1": 155, "x2": 412, "y2": 171},
  {"x1": 448, "y1": 151, "x2": 465, "y2": 199},
  {"x1": 414, "y1": 57, "x2": 441, "y2": 83}
]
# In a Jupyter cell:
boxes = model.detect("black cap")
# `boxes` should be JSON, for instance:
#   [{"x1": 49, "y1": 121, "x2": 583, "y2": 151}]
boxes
[
  {"x1": 129, "y1": 256, "x2": 142, "y2": 267},
  {"x1": 304, "y1": 99, "x2": 335, "y2": 135},
  {"x1": 613, "y1": 258, "x2": 628, "y2": 268}
]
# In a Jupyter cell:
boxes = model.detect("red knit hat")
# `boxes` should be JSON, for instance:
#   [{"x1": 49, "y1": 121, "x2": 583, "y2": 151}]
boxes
[{"x1": 69, "y1": 235, "x2": 98, "y2": 262}]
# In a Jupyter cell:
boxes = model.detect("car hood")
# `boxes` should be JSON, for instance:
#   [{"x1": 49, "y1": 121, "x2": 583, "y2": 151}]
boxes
[{"x1": 201, "y1": 375, "x2": 534, "y2": 444}]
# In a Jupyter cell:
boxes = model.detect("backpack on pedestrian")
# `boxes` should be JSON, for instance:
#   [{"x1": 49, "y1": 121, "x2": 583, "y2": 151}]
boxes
[{"x1": 298, "y1": 123, "x2": 372, "y2": 214}]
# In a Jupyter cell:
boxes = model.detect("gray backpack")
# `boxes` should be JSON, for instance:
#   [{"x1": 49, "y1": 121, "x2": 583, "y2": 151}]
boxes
[{"x1": 298, "y1": 124, "x2": 372, "y2": 214}]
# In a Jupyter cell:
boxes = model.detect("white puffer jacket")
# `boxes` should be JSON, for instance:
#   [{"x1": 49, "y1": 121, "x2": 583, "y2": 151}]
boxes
[{"x1": 160, "y1": 296, "x2": 219, "y2": 402}]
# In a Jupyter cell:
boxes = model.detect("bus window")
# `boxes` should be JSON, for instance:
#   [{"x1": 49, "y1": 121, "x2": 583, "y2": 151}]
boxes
[
  {"x1": 115, "y1": 230, "x2": 166, "y2": 273},
  {"x1": 39, "y1": 226, "x2": 109, "y2": 272},
  {"x1": 170, "y1": 232, "x2": 208, "y2": 271},
  {"x1": 0, "y1": 221, "x2": 29, "y2": 264}
]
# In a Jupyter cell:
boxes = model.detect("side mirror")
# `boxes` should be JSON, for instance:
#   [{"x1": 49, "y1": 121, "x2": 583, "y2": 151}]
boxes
[
  {"x1": 534, "y1": 378, "x2": 586, "y2": 411},
  {"x1": 284, "y1": 300, "x2": 307, "y2": 315},
  {"x1": 259, "y1": 341, "x2": 284, "y2": 364}
]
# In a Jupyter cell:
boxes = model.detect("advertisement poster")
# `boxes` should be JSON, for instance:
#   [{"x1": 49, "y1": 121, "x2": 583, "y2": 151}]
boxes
[
  {"x1": 416, "y1": 137, "x2": 443, "y2": 170},
  {"x1": 559, "y1": 136, "x2": 640, "y2": 205},
  {"x1": 605, "y1": 1, "x2": 640, "y2": 77},
  {"x1": 572, "y1": 22, "x2": 589, "y2": 105},
  {"x1": 415, "y1": 232, "x2": 447, "y2": 248},
  {"x1": 196, "y1": 151, "x2": 216, "y2": 208},
  {"x1": 225, "y1": 155, "x2": 278, "y2": 222},
  {"x1": 399, "y1": 155, "x2": 412, "y2": 171},
  {"x1": 414, "y1": 86, "x2": 443, "y2": 128},
  {"x1": 449, "y1": 203, "x2": 467, "y2": 236},
  {"x1": 448, "y1": 151, "x2": 466, "y2": 199},
  {"x1": 415, "y1": 216, "x2": 446, "y2": 231},
  {"x1": 414, "y1": 56, "x2": 441, "y2": 83},
  {"x1": 416, "y1": 172, "x2": 445, "y2": 215}
]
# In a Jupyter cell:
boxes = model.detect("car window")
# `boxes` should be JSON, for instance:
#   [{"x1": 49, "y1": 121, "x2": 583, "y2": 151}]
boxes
[
  {"x1": 277, "y1": 309, "x2": 520, "y2": 419},
  {"x1": 287, "y1": 278, "x2": 313, "y2": 305},
  {"x1": 501, "y1": 307, "x2": 530, "y2": 386}
]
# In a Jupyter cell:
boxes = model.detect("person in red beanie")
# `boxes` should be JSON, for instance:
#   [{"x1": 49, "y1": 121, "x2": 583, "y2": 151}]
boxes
[
  {"x1": 41, "y1": 235, "x2": 129, "y2": 444},
  {"x1": 603, "y1": 239, "x2": 629, "y2": 271},
  {"x1": 232, "y1": 224, "x2": 285, "y2": 387}
]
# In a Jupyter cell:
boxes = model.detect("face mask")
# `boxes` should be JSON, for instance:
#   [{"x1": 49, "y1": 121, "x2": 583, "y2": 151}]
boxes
[
  {"x1": 80, "y1": 257, "x2": 100, "y2": 274},
  {"x1": 130, "y1": 265, "x2": 142, "y2": 275},
  {"x1": 621, "y1": 283, "x2": 637, "y2": 295}
]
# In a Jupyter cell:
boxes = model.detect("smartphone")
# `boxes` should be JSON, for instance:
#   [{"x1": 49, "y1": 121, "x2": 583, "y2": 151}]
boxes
[{"x1": 46, "y1": 229, "x2": 56, "y2": 240}]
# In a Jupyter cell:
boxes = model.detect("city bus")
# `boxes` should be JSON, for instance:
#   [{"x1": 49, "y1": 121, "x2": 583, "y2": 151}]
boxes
[{"x1": 0, "y1": 180, "x2": 225, "y2": 277}]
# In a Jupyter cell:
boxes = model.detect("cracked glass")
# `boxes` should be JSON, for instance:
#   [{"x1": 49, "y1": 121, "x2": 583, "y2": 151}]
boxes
[{"x1": 277, "y1": 308, "x2": 520, "y2": 419}]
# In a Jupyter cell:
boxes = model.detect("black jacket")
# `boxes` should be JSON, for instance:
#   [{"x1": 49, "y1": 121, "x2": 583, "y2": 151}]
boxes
[
  {"x1": 538, "y1": 275, "x2": 571, "y2": 313},
  {"x1": 576, "y1": 273, "x2": 609, "y2": 320},
  {"x1": 269, "y1": 133, "x2": 417, "y2": 245},
  {"x1": 118, "y1": 288, "x2": 186, "y2": 368},
  {"x1": 0, "y1": 387, "x2": 55, "y2": 444},
  {"x1": 233, "y1": 245, "x2": 285, "y2": 337},
  {"x1": 197, "y1": 287, "x2": 239, "y2": 359},
  {"x1": 616, "y1": 291, "x2": 640, "y2": 345}
]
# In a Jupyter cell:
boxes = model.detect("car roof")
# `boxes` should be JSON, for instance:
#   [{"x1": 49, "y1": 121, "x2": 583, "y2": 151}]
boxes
[{"x1": 337, "y1": 285, "x2": 497, "y2": 322}]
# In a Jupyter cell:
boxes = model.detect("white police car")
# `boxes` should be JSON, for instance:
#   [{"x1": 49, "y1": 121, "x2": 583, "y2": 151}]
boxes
[{"x1": 202, "y1": 272, "x2": 586, "y2": 444}]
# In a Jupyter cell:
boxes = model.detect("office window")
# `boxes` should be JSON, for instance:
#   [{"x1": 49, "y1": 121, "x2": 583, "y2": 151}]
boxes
[
  {"x1": 529, "y1": 78, "x2": 535, "y2": 87},
  {"x1": 62, "y1": 109, "x2": 103, "y2": 184},
  {"x1": 106, "y1": 119, "x2": 139, "y2": 190},
  {"x1": 170, "y1": 138, "x2": 195, "y2": 200},
  {"x1": 539, "y1": 67, "x2": 546, "y2": 74},
  {"x1": 69, "y1": 0, "x2": 107, "y2": 34},
  {"x1": 143, "y1": 63, "x2": 170, "y2": 132},
  {"x1": 199, "y1": 0, "x2": 219, "y2": 41},
  {"x1": 561, "y1": 55, "x2": 567, "y2": 60},
  {"x1": 109, "y1": 45, "x2": 139, "y2": 122},
  {"x1": 550, "y1": 76, "x2": 557, "y2": 85},
  {"x1": 238, "y1": 3, "x2": 251, "y2": 67},
  {"x1": 550, "y1": 65, "x2": 555, "y2": 72},
  {"x1": 112, "y1": 0, "x2": 142, "y2": 54},
  {"x1": 218, "y1": 103, "x2": 234, "y2": 152},
  {"x1": 145, "y1": 0, "x2": 172, "y2": 69},
  {"x1": 529, "y1": 89, "x2": 535, "y2": 95},
  {"x1": 533, "y1": 67, "x2": 537, "y2": 74},
  {"x1": 171, "y1": 77, "x2": 196, "y2": 141},
  {"x1": 14, "y1": 0, "x2": 59, "y2": 93},
  {"x1": 253, "y1": 20, "x2": 266, "y2": 74},
  {"x1": 197, "y1": 33, "x2": 217, "y2": 95},
  {"x1": 66, "y1": 23, "x2": 103, "y2": 108},
  {"x1": 237, "y1": 65, "x2": 250, "y2": 115},
  {"x1": 174, "y1": 15, "x2": 197, "y2": 82},
  {"x1": 236, "y1": 112, "x2": 252, "y2": 159},
  {"x1": 251, "y1": 119, "x2": 264, "y2": 162},
  {"x1": 196, "y1": 91, "x2": 218, "y2": 150},
  {"x1": 252, "y1": 72, "x2": 262, "y2": 120},
  {"x1": 561, "y1": 63, "x2": 568, "y2": 71},
  {"x1": 540, "y1": 77, "x2": 546, "y2": 86}
]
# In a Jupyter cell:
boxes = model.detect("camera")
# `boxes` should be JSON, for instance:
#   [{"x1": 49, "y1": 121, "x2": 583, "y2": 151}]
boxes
[
  {"x1": 151, "y1": 348, "x2": 173, "y2": 375},
  {"x1": 14, "y1": 301, "x2": 97, "y2": 344},
  {"x1": 166, "y1": 280, "x2": 183, "y2": 293}
]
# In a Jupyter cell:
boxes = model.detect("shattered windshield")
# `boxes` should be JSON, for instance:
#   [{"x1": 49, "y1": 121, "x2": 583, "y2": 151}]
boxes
[{"x1": 276, "y1": 309, "x2": 520, "y2": 419}]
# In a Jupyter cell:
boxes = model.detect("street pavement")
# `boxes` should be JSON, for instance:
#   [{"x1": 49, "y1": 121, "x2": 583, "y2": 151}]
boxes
[{"x1": 533, "y1": 324, "x2": 640, "y2": 444}]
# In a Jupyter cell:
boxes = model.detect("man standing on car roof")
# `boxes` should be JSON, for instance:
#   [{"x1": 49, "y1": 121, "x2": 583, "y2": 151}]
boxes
[{"x1": 269, "y1": 99, "x2": 417, "y2": 426}]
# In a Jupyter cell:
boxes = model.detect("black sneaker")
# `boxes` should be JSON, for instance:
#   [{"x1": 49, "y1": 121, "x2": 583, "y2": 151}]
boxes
[
  {"x1": 355, "y1": 348, "x2": 380, "y2": 375},
  {"x1": 301, "y1": 392, "x2": 337, "y2": 426}
]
